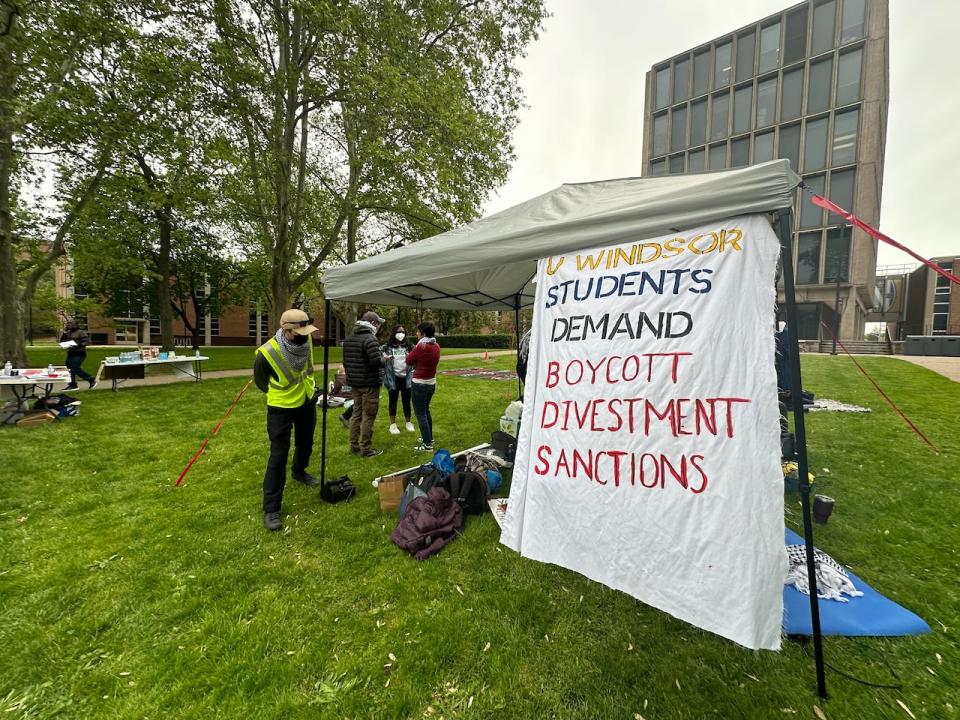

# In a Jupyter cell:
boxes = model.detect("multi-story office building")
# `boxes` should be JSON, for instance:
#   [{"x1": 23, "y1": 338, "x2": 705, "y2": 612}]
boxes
[
  {"x1": 904, "y1": 256, "x2": 960, "y2": 337},
  {"x1": 642, "y1": 0, "x2": 889, "y2": 340}
]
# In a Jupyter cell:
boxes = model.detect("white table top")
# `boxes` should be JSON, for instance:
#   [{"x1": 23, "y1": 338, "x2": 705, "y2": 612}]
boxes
[
  {"x1": 100, "y1": 355, "x2": 209, "y2": 367},
  {"x1": 0, "y1": 371, "x2": 72, "y2": 386}
]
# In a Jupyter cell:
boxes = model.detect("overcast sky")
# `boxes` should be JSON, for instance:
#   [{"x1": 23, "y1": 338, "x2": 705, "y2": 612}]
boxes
[{"x1": 484, "y1": 0, "x2": 960, "y2": 267}]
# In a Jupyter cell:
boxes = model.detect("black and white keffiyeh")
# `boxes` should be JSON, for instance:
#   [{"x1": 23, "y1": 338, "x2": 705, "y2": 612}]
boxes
[
  {"x1": 785, "y1": 544, "x2": 863, "y2": 602},
  {"x1": 274, "y1": 328, "x2": 310, "y2": 372}
]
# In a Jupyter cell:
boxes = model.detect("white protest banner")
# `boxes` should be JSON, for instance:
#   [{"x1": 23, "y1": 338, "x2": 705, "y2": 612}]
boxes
[{"x1": 500, "y1": 214, "x2": 787, "y2": 650}]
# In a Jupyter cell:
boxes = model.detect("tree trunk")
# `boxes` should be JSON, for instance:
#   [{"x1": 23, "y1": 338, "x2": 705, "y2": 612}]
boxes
[
  {"x1": 156, "y1": 204, "x2": 175, "y2": 351},
  {"x1": 0, "y1": 7, "x2": 25, "y2": 366}
]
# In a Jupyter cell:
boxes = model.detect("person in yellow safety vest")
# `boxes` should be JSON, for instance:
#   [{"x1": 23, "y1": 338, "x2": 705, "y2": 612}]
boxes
[{"x1": 253, "y1": 308, "x2": 320, "y2": 531}]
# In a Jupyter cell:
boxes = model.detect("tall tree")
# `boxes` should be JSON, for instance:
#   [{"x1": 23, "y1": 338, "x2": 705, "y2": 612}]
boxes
[
  {"x1": 209, "y1": 0, "x2": 545, "y2": 327},
  {"x1": 0, "y1": 1, "x2": 138, "y2": 365}
]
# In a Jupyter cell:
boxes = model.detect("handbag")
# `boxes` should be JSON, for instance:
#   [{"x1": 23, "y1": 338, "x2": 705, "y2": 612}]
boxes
[{"x1": 320, "y1": 474, "x2": 356, "y2": 504}]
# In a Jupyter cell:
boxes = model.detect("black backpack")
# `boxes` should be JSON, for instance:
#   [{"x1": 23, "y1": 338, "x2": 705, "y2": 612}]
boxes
[
  {"x1": 414, "y1": 464, "x2": 449, "y2": 493},
  {"x1": 447, "y1": 471, "x2": 489, "y2": 515}
]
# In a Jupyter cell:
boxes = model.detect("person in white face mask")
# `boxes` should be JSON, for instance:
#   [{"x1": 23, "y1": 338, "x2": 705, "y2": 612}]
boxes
[{"x1": 381, "y1": 325, "x2": 415, "y2": 434}]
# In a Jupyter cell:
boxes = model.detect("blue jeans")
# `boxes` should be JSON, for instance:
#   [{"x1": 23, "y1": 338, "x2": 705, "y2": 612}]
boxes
[{"x1": 411, "y1": 382, "x2": 436, "y2": 445}]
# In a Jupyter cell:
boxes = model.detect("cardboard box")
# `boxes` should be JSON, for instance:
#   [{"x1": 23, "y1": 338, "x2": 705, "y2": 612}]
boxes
[
  {"x1": 378, "y1": 474, "x2": 411, "y2": 512},
  {"x1": 16, "y1": 410, "x2": 57, "y2": 427}
]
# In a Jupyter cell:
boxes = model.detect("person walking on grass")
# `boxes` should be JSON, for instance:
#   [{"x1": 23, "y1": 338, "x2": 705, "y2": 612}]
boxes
[
  {"x1": 253, "y1": 309, "x2": 321, "y2": 532},
  {"x1": 343, "y1": 310, "x2": 387, "y2": 458},
  {"x1": 61, "y1": 321, "x2": 98, "y2": 391},
  {"x1": 406, "y1": 321, "x2": 441, "y2": 452},
  {"x1": 382, "y1": 324, "x2": 415, "y2": 435}
]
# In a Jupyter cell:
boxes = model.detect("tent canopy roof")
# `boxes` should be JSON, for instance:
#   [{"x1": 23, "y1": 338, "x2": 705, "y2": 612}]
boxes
[{"x1": 322, "y1": 160, "x2": 800, "y2": 311}]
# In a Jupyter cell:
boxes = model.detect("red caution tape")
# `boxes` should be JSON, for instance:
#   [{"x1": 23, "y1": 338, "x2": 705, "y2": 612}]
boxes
[
  {"x1": 809, "y1": 193, "x2": 960, "y2": 287},
  {"x1": 175, "y1": 379, "x2": 254, "y2": 486},
  {"x1": 820, "y1": 322, "x2": 938, "y2": 454}
]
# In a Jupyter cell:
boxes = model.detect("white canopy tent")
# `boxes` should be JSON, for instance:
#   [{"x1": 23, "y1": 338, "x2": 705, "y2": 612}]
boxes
[
  {"x1": 322, "y1": 160, "x2": 801, "y2": 311},
  {"x1": 315, "y1": 158, "x2": 830, "y2": 694}
]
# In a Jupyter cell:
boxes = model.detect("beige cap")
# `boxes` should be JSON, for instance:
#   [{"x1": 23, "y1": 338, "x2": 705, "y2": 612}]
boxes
[{"x1": 280, "y1": 308, "x2": 318, "y2": 335}]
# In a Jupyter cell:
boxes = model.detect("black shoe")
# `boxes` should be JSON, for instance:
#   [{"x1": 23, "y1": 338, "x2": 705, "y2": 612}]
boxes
[
  {"x1": 360, "y1": 448, "x2": 384, "y2": 458},
  {"x1": 263, "y1": 512, "x2": 282, "y2": 531},
  {"x1": 64, "y1": 384, "x2": 79, "y2": 391},
  {"x1": 88, "y1": 380, "x2": 99, "y2": 390},
  {"x1": 292, "y1": 470, "x2": 320, "y2": 487},
  {"x1": 349, "y1": 447, "x2": 362, "y2": 455}
]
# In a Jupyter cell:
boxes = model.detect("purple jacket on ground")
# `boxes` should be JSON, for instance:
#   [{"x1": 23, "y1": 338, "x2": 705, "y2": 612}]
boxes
[{"x1": 391, "y1": 487, "x2": 463, "y2": 560}]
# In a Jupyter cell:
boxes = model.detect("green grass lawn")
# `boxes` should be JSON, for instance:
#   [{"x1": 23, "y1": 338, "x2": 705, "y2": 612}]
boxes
[
  {"x1": 24, "y1": 345, "x2": 511, "y2": 376},
  {"x1": 1, "y1": 355, "x2": 957, "y2": 719}
]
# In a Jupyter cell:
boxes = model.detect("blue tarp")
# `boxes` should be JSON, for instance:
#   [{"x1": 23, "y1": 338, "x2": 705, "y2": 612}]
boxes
[{"x1": 782, "y1": 529, "x2": 930, "y2": 636}]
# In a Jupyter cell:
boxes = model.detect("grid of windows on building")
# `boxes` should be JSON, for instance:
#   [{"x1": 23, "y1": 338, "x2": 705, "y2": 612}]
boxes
[
  {"x1": 209, "y1": 316, "x2": 220, "y2": 337},
  {"x1": 248, "y1": 304, "x2": 270, "y2": 337},
  {"x1": 150, "y1": 315, "x2": 161, "y2": 335},
  {"x1": 932, "y1": 261, "x2": 952, "y2": 334},
  {"x1": 648, "y1": 0, "x2": 869, "y2": 306}
]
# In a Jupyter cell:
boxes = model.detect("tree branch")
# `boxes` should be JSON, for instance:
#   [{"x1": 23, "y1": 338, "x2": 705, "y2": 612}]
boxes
[{"x1": 420, "y1": 1, "x2": 482, "y2": 54}]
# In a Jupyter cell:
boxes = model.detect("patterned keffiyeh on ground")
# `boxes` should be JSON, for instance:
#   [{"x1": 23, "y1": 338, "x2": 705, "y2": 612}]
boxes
[
  {"x1": 807, "y1": 398, "x2": 871, "y2": 413},
  {"x1": 785, "y1": 544, "x2": 864, "y2": 602}
]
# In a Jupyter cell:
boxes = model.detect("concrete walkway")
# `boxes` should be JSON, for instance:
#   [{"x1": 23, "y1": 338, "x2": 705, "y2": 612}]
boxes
[
  {"x1": 893, "y1": 355, "x2": 960, "y2": 383},
  {"x1": 85, "y1": 349, "x2": 517, "y2": 392}
]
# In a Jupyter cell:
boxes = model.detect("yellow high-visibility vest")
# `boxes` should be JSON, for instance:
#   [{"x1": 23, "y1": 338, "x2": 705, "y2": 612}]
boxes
[{"x1": 256, "y1": 337, "x2": 316, "y2": 408}]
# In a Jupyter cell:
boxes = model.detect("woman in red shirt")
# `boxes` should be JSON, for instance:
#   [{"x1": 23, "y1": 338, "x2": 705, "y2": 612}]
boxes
[{"x1": 405, "y1": 321, "x2": 441, "y2": 451}]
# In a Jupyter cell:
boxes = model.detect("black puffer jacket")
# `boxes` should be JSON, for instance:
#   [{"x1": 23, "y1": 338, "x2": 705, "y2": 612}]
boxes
[{"x1": 342, "y1": 322, "x2": 384, "y2": 388}]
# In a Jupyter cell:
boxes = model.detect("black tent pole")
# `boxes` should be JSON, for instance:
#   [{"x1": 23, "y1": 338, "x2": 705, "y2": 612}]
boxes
[
  {"x1": 776, "y1": 209, "x2": 827, "y2": 700},
  {"x1": 514, "y1": 294, "x2": 522, "y2": 401},
  {"x1": 320, "y1": 299, "x2": 331, "y2": 492}
]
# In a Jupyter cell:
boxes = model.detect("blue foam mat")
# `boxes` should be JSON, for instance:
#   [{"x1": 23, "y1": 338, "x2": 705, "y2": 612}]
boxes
[{"x1": 782, "y1": 529, "x2": 930, "y2": 637}]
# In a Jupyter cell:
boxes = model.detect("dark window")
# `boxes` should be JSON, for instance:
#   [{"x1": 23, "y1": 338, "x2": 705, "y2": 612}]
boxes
[
  {"x1": 781, "y1": 66, "x2": 804, "y2": 121},
  {"x1": 778, "y1": 123, "x2": 801, "y2": 173},
  {"x1": 690, "y1": 99, "x2": 708, "y2": 145},
  {"x1": 693, "y1": 49, "x2": 711, "y2": 96},
  {"x1": 755, "y1": 131, "x2": 775, "y2": 163},
  {"x1": 836, "y1": 49, "x2": 862, "y2": 105},
  {"x1": 803, "y1": 116, "x2": 829, "y2": 172},
  {"x1": 249, "y1": 304, "x2": 269, "y2": 337},
  {"x1": 797, "y1": 231, "x2": 822, "y2": 284},
  {"x1": 795, "y1": 303, "x2": 821, "y2": 340},
  {"x1": 933, "y1": 315, "x2": 948, "y2": 332},
  {"x1": 731, "y1": 137, "x2": 750, "y2": 167},
  {"x1": 653, "y1": 114, "x2": 668, "y2": 156},
  {"x1": 832, "y1": 108, "x2": 859, "y2": 165},
  {"x1": 710, "y1": 92, "x2": 729, "y2": 140},
  {"x1": 758, "y1": 22, "x2": 781, "y2": 73},
  {"x1": 651, "y1": 159, "x2": 666, "y2": 176},
  {"x1": 755, "y1": 77, "x2": 777, "y2": 128},
  {"x1": 209, "y1": 316, "x2": 220, "y2": 337},
  {"x1": 669, "y1": 154, "x2": 685, "y2": 174},
  {"x1": 150, "y1": 315, "x2": 161, "y2": 335},
  {"x1": 655, "y1": 67, "x2": 670, "y2": 109},
  {"x1": 688, "y1": 148, "x2": 705, "y2": 171},
  {"x1": 709, "y1": 143, "x2": 727, "y2": 169},
  {"x1": 812, "y1": 0, "x2": 837, "y2": 54},
  {"x1": 736, "y1": 31, "x2": 756, "y2": 82},
  {"x1": 674, "y1": 57, "x2": 690, "y2": 102},
  {"x1": 733, "y1": 85, "x2": 753, "y2": 134},
  {"x1": 784, "y1": 7, "x2": 809, "y2": 64},
  {"x1": 828, "y1": 169, "x2": 855, "y2": 223},
  {"x1": 807, "y1": 57, "x2": 833, "y2": 113},
  {"x1": 671, "y1": 105, "x2": 688, "y2": 151},
  {"x1": 800, "y1": 174, "x2": 826, "y2": 228},
  {"x1": 840, "y1": 0, "x2": 866, "y2": 43},
  {"x1": 824, "y1": 227, "x2": 850, "y2": 282},
  {"x1": 715, "y1": 42, "x2": 732, "y2": 88}
]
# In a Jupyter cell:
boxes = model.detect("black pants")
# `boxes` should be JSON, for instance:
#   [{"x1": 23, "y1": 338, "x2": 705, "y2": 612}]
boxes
[
  {"x1": 66, "y1": 353, "x2": 94, "y2": 384},
  {"x1": 262, "y1": 398, "x2": 316, "y2": 513},
  {"x1": 388, "y1": 375, "x2": 412, "y2": 419}
]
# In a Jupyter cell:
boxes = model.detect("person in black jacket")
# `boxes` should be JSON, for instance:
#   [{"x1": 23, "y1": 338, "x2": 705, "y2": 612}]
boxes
[
  {"x1": 342, "y1": 310, "x2": 386, "y2": 457},
  {"x1": 61, "y1": 321, "x2": 98, "y2": 390}
]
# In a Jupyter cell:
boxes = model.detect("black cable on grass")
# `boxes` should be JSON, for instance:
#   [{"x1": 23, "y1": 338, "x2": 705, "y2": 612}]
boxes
[{"x1": 793, "y1": 637, "x2": 903, "y2": 689}]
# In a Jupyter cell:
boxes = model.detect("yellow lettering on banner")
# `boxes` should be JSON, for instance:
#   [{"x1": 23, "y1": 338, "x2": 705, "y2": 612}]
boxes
[
  {"x1": 720, "y1": 228, "x2": 743, "y2": 251},
  {"x1": 576, "y1": 251, "x2": 606, "y2": 271},
  {"x1": 688, "y1": 233, "x2": 719, "y2": 255},
  {"x1": 639, "y1": 243, "x2": 662, "y2": 263},
  {"x1": 662, "y1": 238, "x2": 685, "y2": 258},
  {"x1": 546, "y1": 256, "x2": 565, "y2": 275}
]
